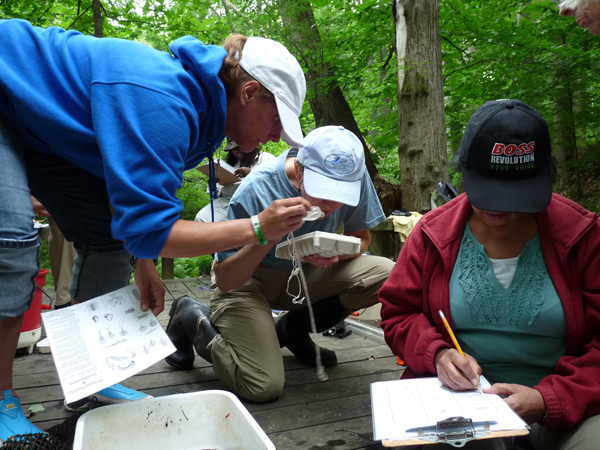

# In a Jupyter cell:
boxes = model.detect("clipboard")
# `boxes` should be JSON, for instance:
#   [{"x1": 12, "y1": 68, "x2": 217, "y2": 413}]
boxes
[
  {"x1": 196, "y1": 159, "x2": 241, "y2": 186},
  {"x1": 371, "y1": 377, "x2": 530, "y2": 447},
  {"x1": 382, "y1": 418, "x2": 529, "y2": 447}
]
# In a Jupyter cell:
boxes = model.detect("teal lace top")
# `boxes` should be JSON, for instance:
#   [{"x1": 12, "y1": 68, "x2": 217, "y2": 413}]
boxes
[{"x1": 449, "y1": 224, "x2": 566, "y2": 387}]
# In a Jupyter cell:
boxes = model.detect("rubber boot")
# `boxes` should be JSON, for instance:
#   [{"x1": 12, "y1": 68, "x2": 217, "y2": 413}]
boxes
[
  {"x1": 165, "y1": 296, "x2": 218, "y2": 369},
  {"x1": 275, "y1": 295, "x2": 353, "y2": 367}
]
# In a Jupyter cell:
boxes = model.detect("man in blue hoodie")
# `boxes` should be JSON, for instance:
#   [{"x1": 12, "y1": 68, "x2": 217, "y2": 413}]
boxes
[{"x1": 0, "y1": 19, "x2": 309, "y2": 442}]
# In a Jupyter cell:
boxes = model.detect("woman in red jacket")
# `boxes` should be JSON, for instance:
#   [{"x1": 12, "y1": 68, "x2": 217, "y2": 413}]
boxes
[{"x1": 380, "y1": 100, "x2": 600, "y2": 449}]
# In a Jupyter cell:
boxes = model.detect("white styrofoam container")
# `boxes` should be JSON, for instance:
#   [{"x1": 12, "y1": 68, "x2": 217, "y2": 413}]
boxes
[
  {"x1": 17, "y1": 326, "x2": 42, "y2": 355},
  {"x1": 275, "y1": 231, "x2": 361, "y2": 260},
  {"x1": 36, "y1": 337, "x2": 52, "y2": 354},
  {"x1": 73, "y1": 390, "x2": 275, "y2": 450}
]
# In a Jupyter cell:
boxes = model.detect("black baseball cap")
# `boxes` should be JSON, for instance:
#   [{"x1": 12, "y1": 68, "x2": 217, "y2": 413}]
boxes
[{"x1": 457, "y1": 99, "x2": 552, "y2": 213}]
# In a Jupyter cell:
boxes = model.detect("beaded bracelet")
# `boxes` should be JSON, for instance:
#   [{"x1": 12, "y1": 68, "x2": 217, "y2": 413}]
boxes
[{"x1": 250, "y1": 215, "x2": 267, "y2": 246}]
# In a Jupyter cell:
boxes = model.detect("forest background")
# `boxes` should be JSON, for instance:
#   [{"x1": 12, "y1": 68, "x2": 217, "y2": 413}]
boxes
[{"x1": 1, "y1": 0, "x2": 598, "y2": 280}]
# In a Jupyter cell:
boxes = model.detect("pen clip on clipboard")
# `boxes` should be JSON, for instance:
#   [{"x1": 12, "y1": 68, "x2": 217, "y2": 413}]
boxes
[{"x1": 417, "y1": 416, "x2": 491, "y2": 447}]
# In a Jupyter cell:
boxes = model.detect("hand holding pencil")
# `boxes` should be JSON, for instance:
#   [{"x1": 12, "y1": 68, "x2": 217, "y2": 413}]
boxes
[{"x1": 437, "y1": 310, "x2": 484, "y2": 394}]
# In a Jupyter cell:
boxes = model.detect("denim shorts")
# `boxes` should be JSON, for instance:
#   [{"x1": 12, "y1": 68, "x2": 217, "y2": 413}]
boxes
[
  {"x1": 0, "y1": 115, "x2": 39, "y2": 319},
  {"x1": 0, "y1": 115, "x2": 132, "y2": 319}
]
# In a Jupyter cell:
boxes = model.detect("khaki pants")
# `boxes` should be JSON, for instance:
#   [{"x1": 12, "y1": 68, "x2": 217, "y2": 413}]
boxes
[
  {"x1": 48, "y1": 217, "x2": 76, "y2": 306},
  {"x1": 208, "y1": 255, "x2": 394, "y2": 402},
  {"x1": 524, "y1": 414, "x2": 600, "y2": 450}
]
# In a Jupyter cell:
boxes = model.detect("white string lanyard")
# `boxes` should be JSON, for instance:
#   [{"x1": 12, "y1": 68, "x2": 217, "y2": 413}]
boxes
[{"x1": 285, "y1": 230, "x2": 328, "y2": 381}]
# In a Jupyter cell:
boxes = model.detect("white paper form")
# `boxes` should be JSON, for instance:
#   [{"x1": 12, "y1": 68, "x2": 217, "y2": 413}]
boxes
[
  {"x1": 371, "y1": 377, "x2": 527, "y2": 441},
  {"x1": 42, "y1": 285, "x2": 176, "y2": 404}
]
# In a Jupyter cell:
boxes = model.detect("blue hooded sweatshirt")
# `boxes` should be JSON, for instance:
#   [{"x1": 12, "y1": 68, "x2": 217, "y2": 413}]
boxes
[{"x1": 0, "y1": 19, "x2": 227, "y2": 258}]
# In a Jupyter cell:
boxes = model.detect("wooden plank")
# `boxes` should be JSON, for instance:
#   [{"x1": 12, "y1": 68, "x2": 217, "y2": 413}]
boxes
[
  {"x1": 13, "y1": 362, "x2": 218, "y2": 393},
  {"x1": 162, "y1": 279, "x2": 198, "y2": 299},
  {"x1": 280, "y1": 340, "x2": 392, "y2": 370},
  {"x1": 311, "y1": 332, "x2": 386, "y2": 351},
  {"x1": 197, "y1": 274, "x2": 211, "y2": 285},
  {"x1": 34, "y1": 418, "x2": 77, "y2": 432},
  {"x1": 161, "y1": 282, "x2": 176, "y2": 301},
  {"x1": 247, "y1": 371, "x2": 398, "y2": 413},
  {"x1": 11, "y1": 385, "x2": 62, "y2": 405},
  {"x1": 161, "y1": 257, "x2": 174, "y2": 279},
  {"x1": 143, "y1": 379, "x2": 232, "y2": 399},
  {"x1": 13, "y1": 351, "x2": 54, "y2": 371},
  {"x1": 181, "y1": 278, "x2": 212, "y2": 298},
  {"x1": 268, "y1": 416, "x2": 387, "y2": 450},
  {"x1": 137, "y1": 358, "x2": 212, "y2": 374},
  {"x1": 283, "y1": 356, "x2": 399, "y2": 388},
  {"x1": 156, "y1": 299, "x2": 174, "y2": 328},
  {"x1": 26, "y1": 400, "x2": 74, "y2": 425},
  {"x1": 252, "y1": 392, "x2": 373, "y2": 434}
]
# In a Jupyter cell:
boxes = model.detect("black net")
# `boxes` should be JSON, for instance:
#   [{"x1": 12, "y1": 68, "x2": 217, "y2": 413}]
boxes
[
  {"x1": 2, "y1": 412, "x2": 85, "y2": 450},
  {"x1": 1, "y1": 433, "x2": 70, "y2": 450}
]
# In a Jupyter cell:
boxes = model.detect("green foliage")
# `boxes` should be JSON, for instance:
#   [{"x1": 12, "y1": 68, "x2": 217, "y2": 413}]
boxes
[
  {"x1": 172, "y1": 255, "x2": 214, "y2": 278},
  {"x1": 131, "y1": 254, "x2": 213, "y2": 280},
  {"x1": 37, "y1": 239, "x2": 55, "y2": 287},
  {"x1": 177, "y1": 169, "x2": 210, "y2": 221},
  {"x1": 3, "y1": 0, "x2": 599, "y2": 213},
  {"x1": 440, "y1": 0, "x2": 600, "y2": 144}
]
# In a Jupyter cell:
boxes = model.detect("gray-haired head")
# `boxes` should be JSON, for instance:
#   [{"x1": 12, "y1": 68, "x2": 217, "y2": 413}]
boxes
[
  {"x1": 559, "y1": 0, "x2": 600, "y2": 34},
  {"x1": 560, "y1": 0, "x2": 598, "y2": 10}
]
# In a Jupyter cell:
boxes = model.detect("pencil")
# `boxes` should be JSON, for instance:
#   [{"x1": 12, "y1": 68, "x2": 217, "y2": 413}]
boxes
[{"x1": 438, "y1": 310, "x2": 484, "y2": 394}]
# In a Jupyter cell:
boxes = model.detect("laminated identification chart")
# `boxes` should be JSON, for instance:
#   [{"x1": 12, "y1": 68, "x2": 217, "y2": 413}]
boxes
[
  {"x1": 42, "y1": 285, "x2": 176, "y2": 404},
  {"x1": 371, "y1": 377, "x2": 527, "y2": 441}
]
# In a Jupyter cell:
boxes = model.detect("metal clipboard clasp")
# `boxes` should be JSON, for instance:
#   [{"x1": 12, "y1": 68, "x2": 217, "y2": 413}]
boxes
[{"x1": 417, "y1": 416, "x2": 491, "y2": 447}]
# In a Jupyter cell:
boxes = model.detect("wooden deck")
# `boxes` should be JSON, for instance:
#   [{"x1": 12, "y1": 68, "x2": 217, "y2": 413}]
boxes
[{"x1": 14, "y1": 278, "x2": 404, "y2": 450}]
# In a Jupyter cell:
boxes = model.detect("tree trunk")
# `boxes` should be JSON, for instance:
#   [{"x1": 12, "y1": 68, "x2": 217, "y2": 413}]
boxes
[
  {"x1": 553, "y1": 81, "x2": 581, "y2": 195},
  {"x1": 276, "y1": 0, "x2": 403, "y2": 214},
  {"x1": 221, "y1": 0, "x2": 236, "y2": 34},
  {"x1": 276, "y1": 0, "x2": 378, "y2": 179},
  {"x1": 92, "y1": 0, "x2": 103, "y2": 38},
  {"x1": 394, "y1": 0, "x2": 448, "y2": 213}
]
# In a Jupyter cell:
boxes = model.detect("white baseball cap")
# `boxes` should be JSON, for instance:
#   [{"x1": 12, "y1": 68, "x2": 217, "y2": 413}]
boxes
[
  {"x1": 224, "y1": 139, "x2": 239, "y2": 151},
  {"x1": 239, "y1": 37, "x2": 306, "y2": 148},
  {"x1": 297, "y1": 126, "x2": 365, "y2": 207}
]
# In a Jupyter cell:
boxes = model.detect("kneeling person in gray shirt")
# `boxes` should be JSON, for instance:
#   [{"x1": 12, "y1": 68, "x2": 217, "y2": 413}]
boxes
[{"x1": 165, "y1": 126, "x2": 394, "y2": 402}]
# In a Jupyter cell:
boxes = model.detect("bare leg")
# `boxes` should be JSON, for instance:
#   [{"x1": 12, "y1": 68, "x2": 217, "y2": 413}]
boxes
[
  {"x1": 0, "y1": 315, "x2": 24, "y2": 399},
  {"x1": 0, "y1": 314, "x2": 45, "y2": 440}
]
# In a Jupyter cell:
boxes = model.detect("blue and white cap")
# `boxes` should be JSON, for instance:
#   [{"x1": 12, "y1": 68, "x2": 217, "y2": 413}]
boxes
[{"x1": 297, "y1": 126, "x2": 365, "y2": 207}]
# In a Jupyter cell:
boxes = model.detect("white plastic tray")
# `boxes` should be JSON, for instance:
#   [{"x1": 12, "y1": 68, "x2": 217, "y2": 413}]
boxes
[
  {"x1": 73, "y1": 390, "x2": 275, "y2": 450},
  {"x1": 275, "y1": 231, "x2": 361, "y2": 260}
]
